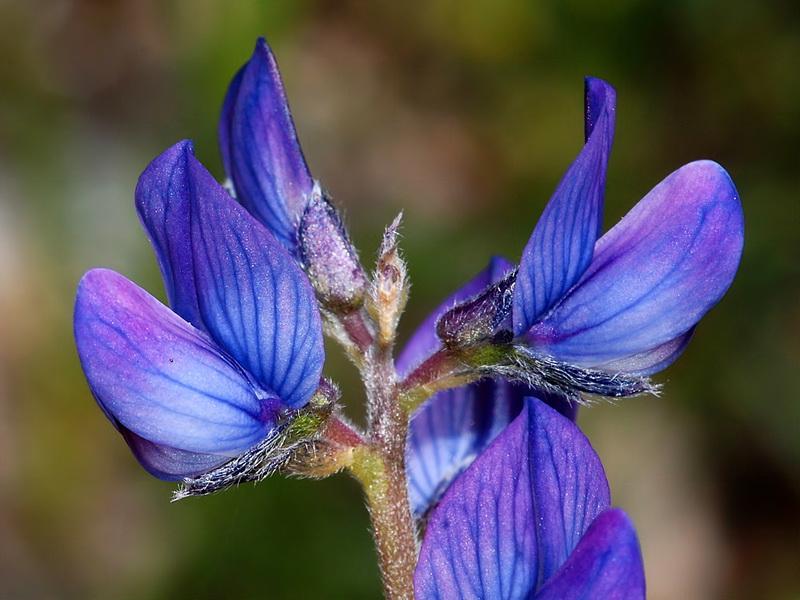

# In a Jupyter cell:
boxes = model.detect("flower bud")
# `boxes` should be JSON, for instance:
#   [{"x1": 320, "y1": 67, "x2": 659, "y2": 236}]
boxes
[{"x1": 369, "y1": 214, "x2": 409, "y2": 347}]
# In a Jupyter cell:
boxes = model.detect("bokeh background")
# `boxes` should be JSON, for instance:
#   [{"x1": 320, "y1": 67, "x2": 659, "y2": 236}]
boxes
[{"x1": 0, "y1": 1, "x2": 798, "y2": 599}]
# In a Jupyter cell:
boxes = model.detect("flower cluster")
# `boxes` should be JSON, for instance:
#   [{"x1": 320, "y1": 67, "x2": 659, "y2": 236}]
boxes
[{"x1": 74, "y1": 37, "x2": 744, "y2": 599}]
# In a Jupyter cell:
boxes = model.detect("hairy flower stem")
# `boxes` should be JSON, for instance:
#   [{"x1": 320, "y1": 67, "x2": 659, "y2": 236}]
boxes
[
  {"x1": 350, "y1": 344, "x2": 417, "y2": 600},
  {"x1": 351, "y1": 445, "x2": 416, "y2": 600}
]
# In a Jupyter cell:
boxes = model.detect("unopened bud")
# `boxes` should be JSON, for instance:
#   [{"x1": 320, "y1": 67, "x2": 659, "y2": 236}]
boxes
[
  {"x1": 298, "y1": 186, "x2": 368, "y2": 310},
  {"x1": 370, "y1": 214, "x2": 409, "y2": 347}
]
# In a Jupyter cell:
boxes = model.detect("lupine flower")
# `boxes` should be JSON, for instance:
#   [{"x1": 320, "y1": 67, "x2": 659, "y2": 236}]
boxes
[
  {"x1": 74, "y1": 141, "x2": 325, "y2": 491},
  {"x1": 220, "y1": 37, "x2": 368, "y2": 311},
  {"x1": 401, "y1": 257, "x2": 576, "y2": 520},
  {"x1": 507, "y1": 78, "x2": 744, "y2": 396},
  {"x1": 415, "y1": 397, "x2": 645, "y2": 600},
  {"x1": 403, "y1": 78, "x2": 743, "y2": 520},
  {"x1": 429, "y1": 78, "x2": 743, "y2": 401}
]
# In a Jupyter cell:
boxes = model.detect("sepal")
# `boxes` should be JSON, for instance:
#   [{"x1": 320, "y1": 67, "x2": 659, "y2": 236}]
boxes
[
  {"x1": 174, "y1": 379, "x2": 346, "y2": 498},
  {"x1": 282, "y1": 438, "x2": 355, "y2": 478},
  {"x1": 435, "y1": 268, "x2": 516, "y2": 351},
  {"x1": 396, "y1": 256, "x2": 513, "y2": 380},
  {"x1": 297, "y1": 188, "x2": 369, "y2": 310},
  {"x1": 501, "y1": 347, "x2": 658, "y2": 403},
  {"x1": 173, "y1": 420, "x2": 294, "y2": 499}
]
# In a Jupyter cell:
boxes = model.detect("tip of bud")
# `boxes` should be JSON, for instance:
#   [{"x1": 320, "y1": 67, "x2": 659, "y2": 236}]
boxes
[{"x1": 369, "y1": 213, "x2": 410, "y2": 347}]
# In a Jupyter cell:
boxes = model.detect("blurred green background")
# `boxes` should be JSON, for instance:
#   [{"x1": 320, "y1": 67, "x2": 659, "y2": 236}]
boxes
[{"x1": 0, "y1": 1, "x2": 798, "y2": 599}]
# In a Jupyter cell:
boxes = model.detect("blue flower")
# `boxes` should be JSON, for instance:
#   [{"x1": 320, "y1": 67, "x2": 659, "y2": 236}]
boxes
[
  {"x1": 510, "y1": 78, "x2": 744, "y2": 386},
  {"x1": 415, "y1": 397, "x2": 646, "y2": 600},
  {"x1": 418, "y1": 78, "x2": 743, "y2": 402},
  {"x1": 74, "y1": 141, "x2": 325, "y2": 486},
  {"x1": 401, "y1": 257, "x2": 576, "y2": 520},
  {"x1": 219, "y1": 38, "x2": 368, "y2": 310},
  {"x1": 219, "y1": 37, "x2": 317, "y2": 257}
]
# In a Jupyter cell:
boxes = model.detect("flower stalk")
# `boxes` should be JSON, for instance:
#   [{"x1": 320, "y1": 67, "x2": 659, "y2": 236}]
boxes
[
  {"x1": 340, "y1": 221, "x2": 417, "y2": 599},
  {"x1": 73, "y1": 36, "x2": 745, "y2": 600},
  {"x1": 351, "y1": 443, "x2": 417, "y2": 600}
]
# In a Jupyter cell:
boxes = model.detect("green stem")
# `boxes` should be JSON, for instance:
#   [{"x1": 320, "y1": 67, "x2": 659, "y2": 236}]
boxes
[{"x1": 351, "y1": 445, "x2": 417, "y2": 600}]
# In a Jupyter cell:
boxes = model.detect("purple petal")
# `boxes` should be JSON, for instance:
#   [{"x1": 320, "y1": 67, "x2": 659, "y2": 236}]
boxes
[
  {"x1": 597, "y1": 326, "x2": 695, "y2": 377},
  {"x1": 135, "y1": 142, "x2": 325, "y2": 406},
  {"x1": 122, "y1": 427, "x2": 230, "y2": 481},
  {"x1": 528, "y1": 160, "x2": 744, "y2": 372},
  {"x1": 528, "y1": 398, "x2": 610, "y2": 583},
  {"x1": 415, "y1": 398, "x2": 609, "y2": 600},
  {"x1": 415, "y1": 403, "x2": 537, "y2": 600},
  {"x1": 185, "y1": 153, "x2": 324, "y2": 408},
  {"x1": 135, "y1": 140, "x2": 205, "y2": 331},
  {"x1": 406, "y1": 379, "x2": 525, "y2": 520},
  {"x1": 513, "y1": 78, "x2": 616, "y2": 335},
  {"x1": 535, "y1": 508, "x2": 646, "y2": 600},
  {"x1": 536, "y1": 388, "x2": 580, "y2": 422},
  {"x1": 397, "y1": 256, "x2": 513, "y2": 378},
  {"x1": 406, "y1": 381, "x2": 579, "y2": 521},
  {"x1": 221, "y1": 37, "x2": 314, "y2": 253},
  {"x1": 74, "y1": 269, "x2": 281, "y2": 460}
]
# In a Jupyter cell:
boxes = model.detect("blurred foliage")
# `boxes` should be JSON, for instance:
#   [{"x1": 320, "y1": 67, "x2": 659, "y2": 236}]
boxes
[{"x1": 0, "y1": 1, "x2": 797, "y2": 599}]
